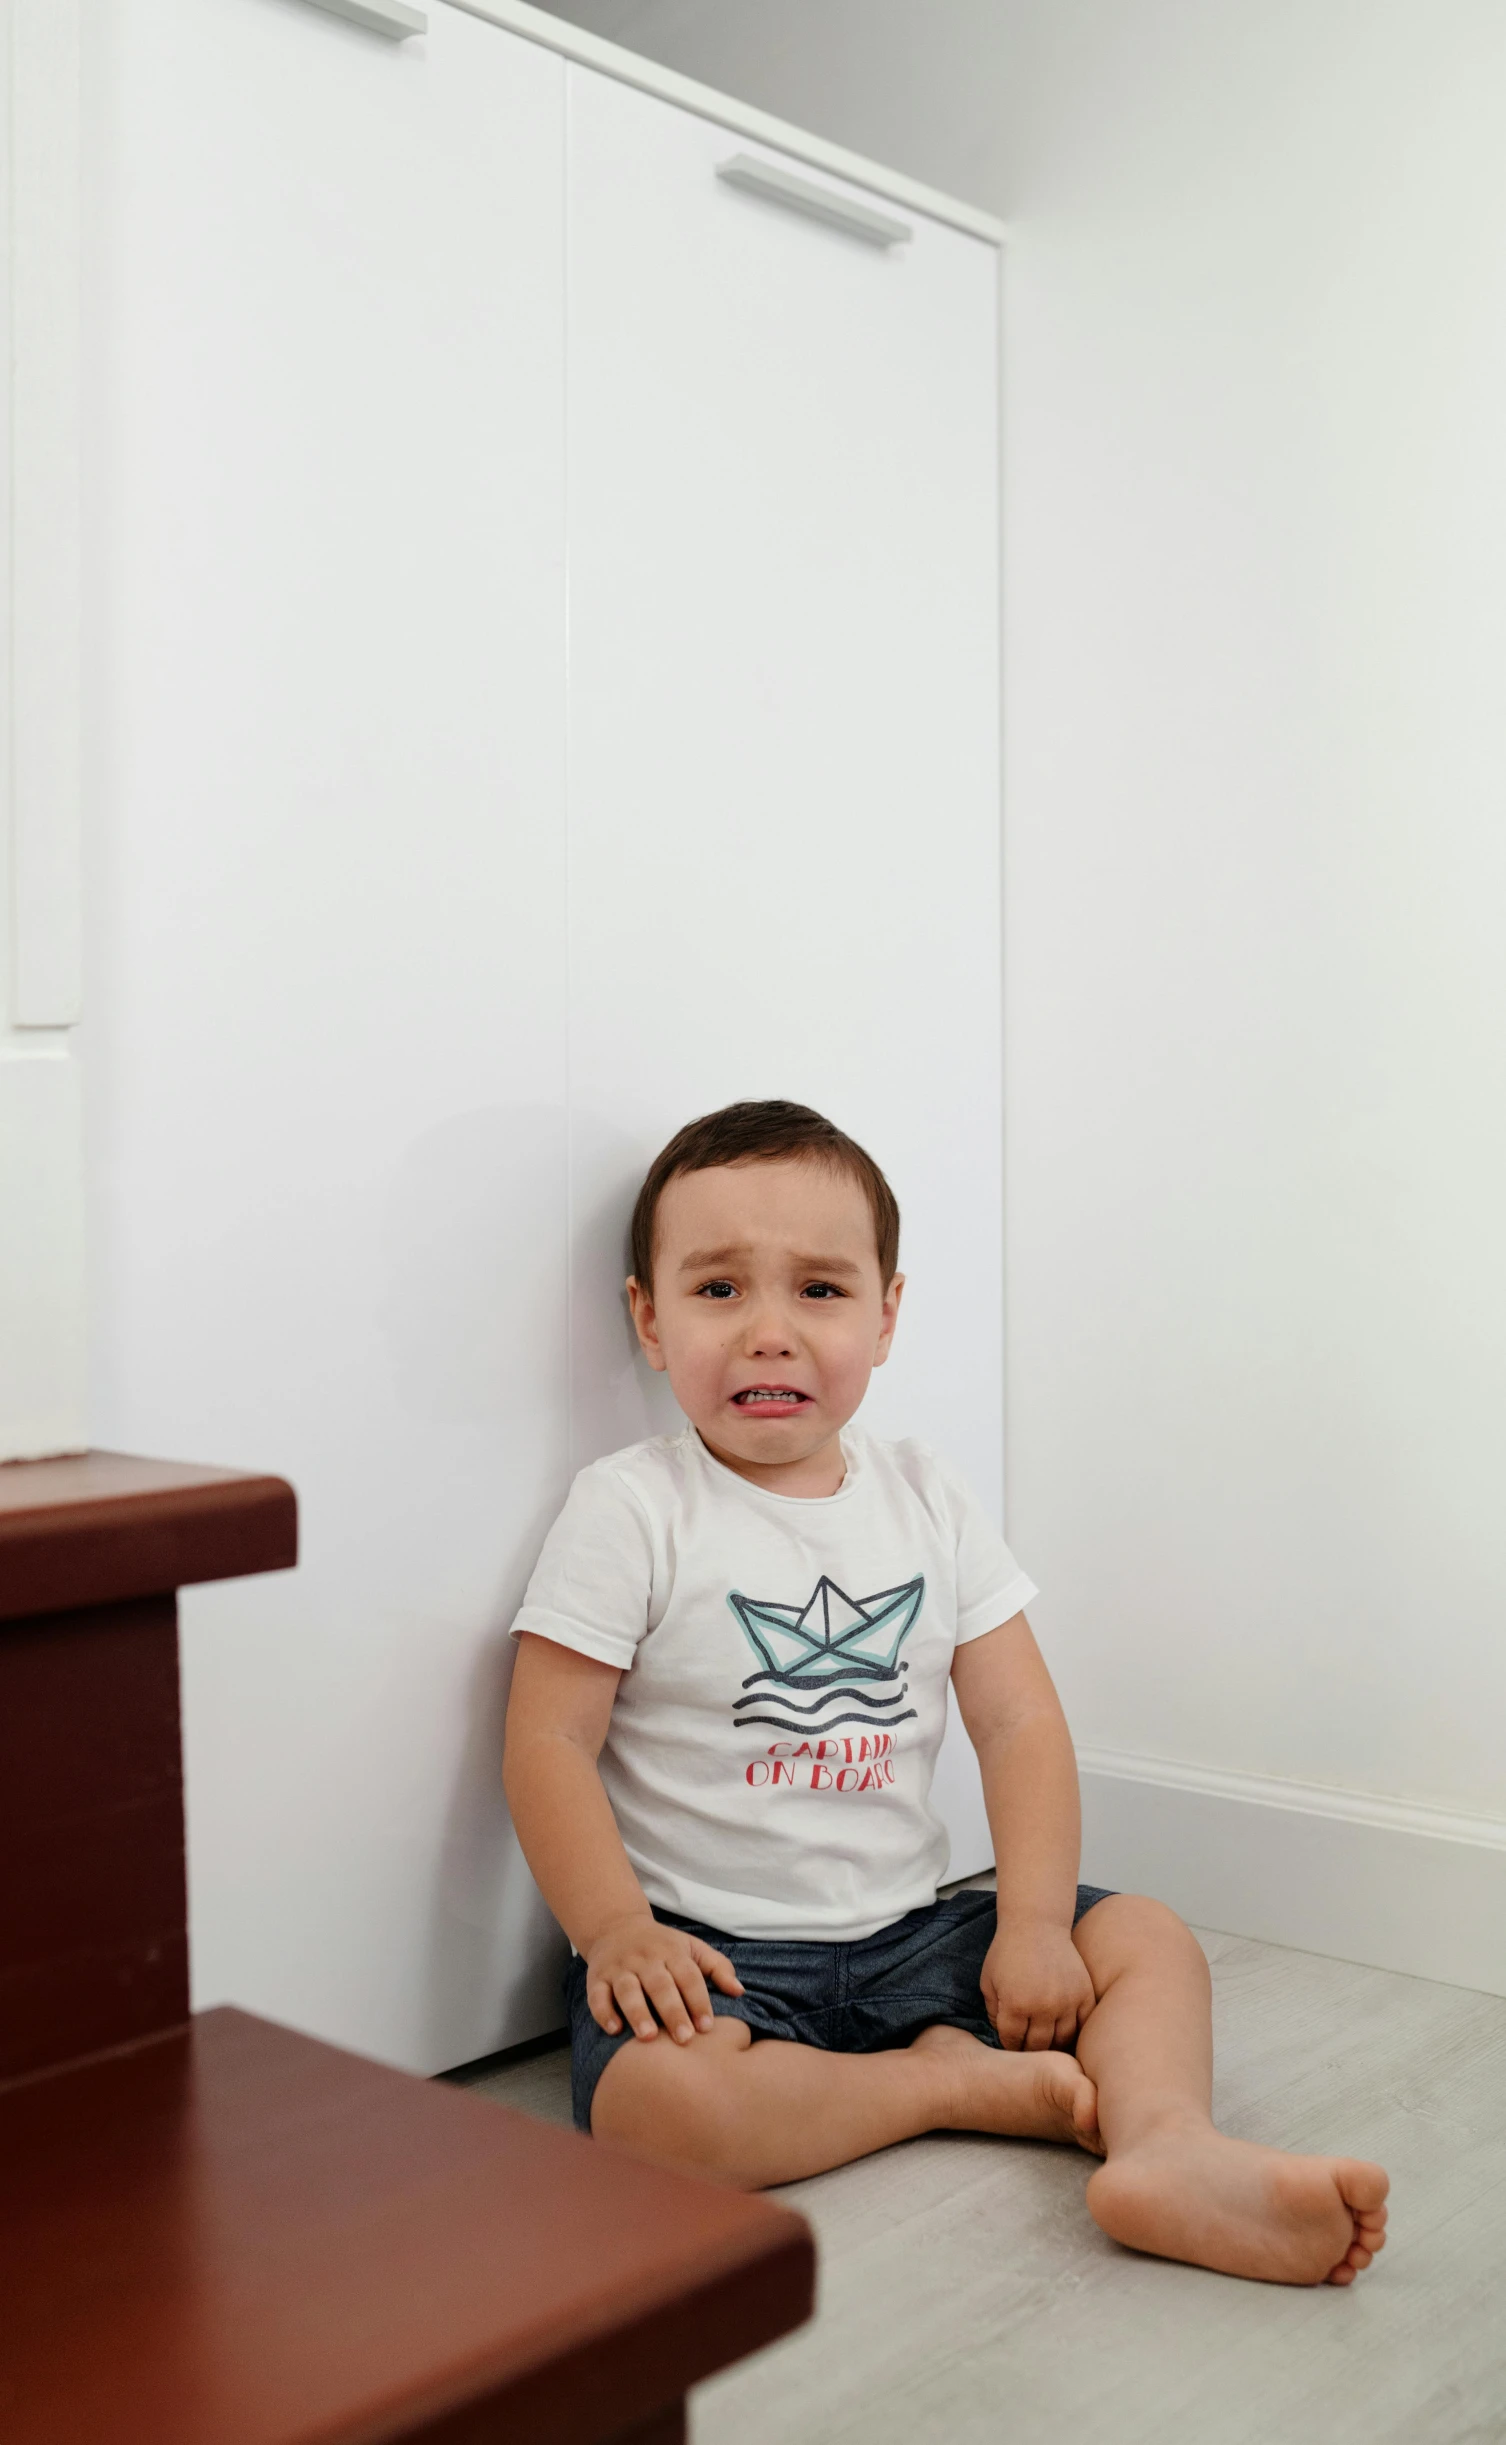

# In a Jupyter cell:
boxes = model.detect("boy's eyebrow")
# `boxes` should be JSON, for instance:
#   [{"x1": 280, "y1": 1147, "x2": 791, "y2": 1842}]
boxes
[
  {"x1": 677, "y1": 1244, "x2": 751, "y2": 1272},
  {"x1": 676, "y1": 1245, "x2": 866, "y2": 1276}
]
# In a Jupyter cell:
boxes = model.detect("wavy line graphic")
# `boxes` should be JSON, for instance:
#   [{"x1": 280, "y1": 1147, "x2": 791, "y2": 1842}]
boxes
[
  {"x1": 733, "y1": 1683, "x2": 909, "y2": 1718},
  {"x1": 737, "y1": 1708, "x2": 920, "y2": 1737}
]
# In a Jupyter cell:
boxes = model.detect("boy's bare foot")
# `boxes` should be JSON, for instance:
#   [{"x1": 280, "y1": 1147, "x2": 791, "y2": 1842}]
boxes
[
  {"x1": 911, "y1": 2024, "x2": 1102, "y2": 2154},
  {"x1": 1085, "y1": 2119, "x2": 1389, "y2": 2285}
]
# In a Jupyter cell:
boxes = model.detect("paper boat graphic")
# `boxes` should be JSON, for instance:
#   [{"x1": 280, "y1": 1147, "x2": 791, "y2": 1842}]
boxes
[{"x1": 728, "y1": 1575, "x2": 924, "y2": 1688}]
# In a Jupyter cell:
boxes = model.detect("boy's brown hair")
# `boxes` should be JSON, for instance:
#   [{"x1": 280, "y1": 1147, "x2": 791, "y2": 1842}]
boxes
[{"x1": 630, "y1": 1100, "x2": 900, "y2": 1289}]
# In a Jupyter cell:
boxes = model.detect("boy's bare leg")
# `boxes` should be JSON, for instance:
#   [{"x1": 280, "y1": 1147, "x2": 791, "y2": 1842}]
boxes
[
  {"x1": 1073, "y1": 1895, "x2": 1390, "y2": 2285},
  {"x1": 592, "y1": 2015, "x2": 1100, "y2": 2190}
]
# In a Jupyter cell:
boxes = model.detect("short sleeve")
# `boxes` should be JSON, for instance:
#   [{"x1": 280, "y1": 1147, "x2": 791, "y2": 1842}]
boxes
[
  {"x1": 942, "y1": 1461, "x2": 1038, "y2": 1645},
  {"x1": 510, "y1": 1462, "x2": 656, "y2": 1671}
]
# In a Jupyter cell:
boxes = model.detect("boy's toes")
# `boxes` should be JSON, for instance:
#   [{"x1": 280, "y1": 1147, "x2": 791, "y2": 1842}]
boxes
[
  {"x1": 1070, "y1": 2073, "x2": 1105, "y2": 2156},
  {"x1": 1330, "y1": 2159, "x2": 1389, "y2": 2281},
  {"x1": 1036, "y1": 2054, "x2": 1102, "y2": 2153},
  {"x1": 1325, "y1": 2176, "x2": 1389, "y2": 2283}
]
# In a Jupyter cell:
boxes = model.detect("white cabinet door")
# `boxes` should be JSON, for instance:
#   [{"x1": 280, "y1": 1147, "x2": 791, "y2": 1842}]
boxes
[
  {"x1": 85, "y1": 0, "x2": 569, "y2": 2069},
  {"x1": 566, "y1": 69, "x2": 1004, "y2": 1871}
]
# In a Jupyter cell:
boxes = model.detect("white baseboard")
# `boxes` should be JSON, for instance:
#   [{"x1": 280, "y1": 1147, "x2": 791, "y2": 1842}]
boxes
[{"x1": 1077, "y1": 1746, "x2": 1506, "y2": 1999}]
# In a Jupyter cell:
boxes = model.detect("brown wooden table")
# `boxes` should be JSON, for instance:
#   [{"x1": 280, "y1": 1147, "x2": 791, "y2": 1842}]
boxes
[{"x1": 0, "y1": 1454, "x2": 813, "y2": 2445}]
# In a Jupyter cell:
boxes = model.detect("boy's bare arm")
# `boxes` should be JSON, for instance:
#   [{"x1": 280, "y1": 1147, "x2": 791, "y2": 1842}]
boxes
[
  {"x1": 950, "y1": 1615, "x2": 1096, "y2": 2052},
  {"x1": 503, "y1": 1633, "x2": 743, "y2": 2045}
]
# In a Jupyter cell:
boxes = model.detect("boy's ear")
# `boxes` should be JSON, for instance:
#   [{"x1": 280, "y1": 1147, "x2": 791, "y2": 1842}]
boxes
[
  {"x1": 871, "y1": 1271, "x2": 905, "y2": 1368},
  {"x1": 625, "y1": 1275, "x2": 668, "y2": 1373}
]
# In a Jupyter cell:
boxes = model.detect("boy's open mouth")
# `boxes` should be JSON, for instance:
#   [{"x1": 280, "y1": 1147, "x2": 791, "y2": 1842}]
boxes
[{"x1": 731, "y1": 1385, "x2": 812, "y2": 1411}]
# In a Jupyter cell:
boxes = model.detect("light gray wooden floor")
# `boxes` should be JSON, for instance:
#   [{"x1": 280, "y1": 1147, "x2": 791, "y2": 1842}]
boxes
[{"x1": 460, "y1": 1928, "x2": 1506, "y2": 2444}]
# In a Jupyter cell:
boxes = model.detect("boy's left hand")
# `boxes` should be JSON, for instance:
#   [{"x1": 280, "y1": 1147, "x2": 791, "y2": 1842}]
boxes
[{"x1": 982, "y1": 1917, "x2": 1096, "y2": 2051}]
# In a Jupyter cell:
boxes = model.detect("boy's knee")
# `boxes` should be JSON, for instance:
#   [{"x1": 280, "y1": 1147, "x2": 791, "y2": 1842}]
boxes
[
  {"x1": 1076, "y1": 1892, "x2": 1207, "y2": 1984},
  {"x1": 591, "y1": 2016, "x2": 755, "y2": 2178}
]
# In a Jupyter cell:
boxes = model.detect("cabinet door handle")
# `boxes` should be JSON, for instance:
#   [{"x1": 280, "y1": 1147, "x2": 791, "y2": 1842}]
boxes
[
  {"x1": 297, "y1": 0, "x2": 427, "y2": 36},
  {"x1": 715, "y1": 154, "x2": 911, "y2": 249}
]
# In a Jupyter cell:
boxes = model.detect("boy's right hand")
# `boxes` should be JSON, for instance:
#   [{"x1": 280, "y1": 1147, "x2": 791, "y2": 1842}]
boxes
[{"x1": 585, "y1": 1912, "x2": 745, "y2": 2044}]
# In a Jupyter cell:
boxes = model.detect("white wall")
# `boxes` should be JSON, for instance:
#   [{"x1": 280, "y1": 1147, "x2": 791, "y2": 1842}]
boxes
[
  {"x1": 536, "y1": 0, "x2": 1506, "y2": 1981},
  {"x1": 996, "y1": 0, "x2": 1506, "y2": 1837},
  {"x1": 0, "y1": 0, "x2": 88, "y2": 1462}
]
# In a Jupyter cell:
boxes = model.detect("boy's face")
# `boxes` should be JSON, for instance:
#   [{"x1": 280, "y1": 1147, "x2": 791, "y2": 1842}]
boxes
[{"x1": 627, "y1": 1158, "x2": 902, "y2": 1492}]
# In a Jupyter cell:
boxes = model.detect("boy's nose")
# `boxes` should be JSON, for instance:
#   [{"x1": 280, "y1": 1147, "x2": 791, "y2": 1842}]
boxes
[{"x1": 744, "y1": 1305, "x2": 798, "y2": 1358}]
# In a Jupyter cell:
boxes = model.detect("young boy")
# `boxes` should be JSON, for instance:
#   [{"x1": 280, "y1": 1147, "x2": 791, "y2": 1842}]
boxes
[{"x1": 505, "y1": 1101, "x2": 1388, "y2": 2285}]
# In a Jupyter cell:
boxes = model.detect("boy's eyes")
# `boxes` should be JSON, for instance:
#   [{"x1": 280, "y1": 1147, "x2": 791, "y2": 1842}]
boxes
[{"x1": 691, "y1": 1279, "x2": 847, "y2": 1301}]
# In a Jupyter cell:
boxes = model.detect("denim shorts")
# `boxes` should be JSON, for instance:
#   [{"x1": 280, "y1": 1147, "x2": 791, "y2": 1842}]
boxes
[{"x1": 565, "y1": 1882, "x2": 1117, "y2": 2132}]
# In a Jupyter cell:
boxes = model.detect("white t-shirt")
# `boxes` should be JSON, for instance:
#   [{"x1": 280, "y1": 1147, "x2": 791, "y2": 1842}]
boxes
[{"x1": 511, "y1": 1425, "x2": 1037, "y2": 1943}]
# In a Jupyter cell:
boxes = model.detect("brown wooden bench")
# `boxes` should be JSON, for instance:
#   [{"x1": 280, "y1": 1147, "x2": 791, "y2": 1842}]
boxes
[{"x1": 0, "y1": 1454, "x2": 813, "y2": 2445}]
